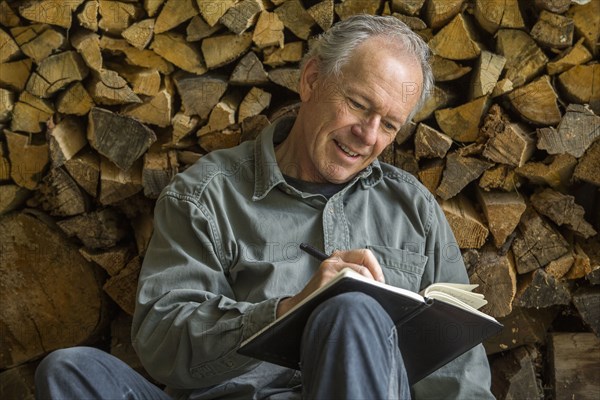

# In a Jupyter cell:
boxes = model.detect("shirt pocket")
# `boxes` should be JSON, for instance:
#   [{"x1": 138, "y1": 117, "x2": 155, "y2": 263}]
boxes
[{"x1": 366, "y1": 244, "x2": 427, "y2": 292}]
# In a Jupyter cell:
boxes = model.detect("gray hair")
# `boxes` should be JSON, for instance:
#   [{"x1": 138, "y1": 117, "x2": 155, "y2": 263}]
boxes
[{"x1": 303, "y1": 14, "x2": 434, "y2": 123}]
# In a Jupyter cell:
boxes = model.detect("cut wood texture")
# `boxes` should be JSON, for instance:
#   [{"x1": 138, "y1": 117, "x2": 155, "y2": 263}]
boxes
[
  {"x1": 0, "y1": 212, "x2": 103, "y2": 369},
  {"x1": 0, "y1": 1, "x2": 598, "y2": 396}
]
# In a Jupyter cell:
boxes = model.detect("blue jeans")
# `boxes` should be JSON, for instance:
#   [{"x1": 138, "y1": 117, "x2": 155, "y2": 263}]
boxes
[{"x1": 35, "y1": 293, "x2": 411, "y2": 399}]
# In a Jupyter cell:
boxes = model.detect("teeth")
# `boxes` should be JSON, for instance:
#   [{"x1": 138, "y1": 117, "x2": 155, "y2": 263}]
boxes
[{"x1": 337, "y1": 141, "x2": 359, "y2": 157}]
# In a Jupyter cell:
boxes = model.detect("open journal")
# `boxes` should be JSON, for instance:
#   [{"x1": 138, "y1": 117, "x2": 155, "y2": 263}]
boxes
[{"x1": 238, "y1": 268, "x2": 503, "y2": 385}]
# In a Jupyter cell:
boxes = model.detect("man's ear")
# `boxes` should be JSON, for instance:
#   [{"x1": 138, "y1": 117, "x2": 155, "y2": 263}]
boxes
[{"x1": 299, "y1": 57, "x2": 320, "y2": 102}]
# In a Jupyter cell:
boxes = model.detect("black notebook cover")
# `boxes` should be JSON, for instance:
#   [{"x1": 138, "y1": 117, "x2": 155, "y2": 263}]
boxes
[{"x1": 238, "y1": 271, "x2": 503, "y2": 384}]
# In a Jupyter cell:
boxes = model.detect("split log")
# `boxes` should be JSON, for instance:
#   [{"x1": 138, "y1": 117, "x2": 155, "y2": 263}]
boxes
[
  {"x1": 0, "y1": 212, "x2": 104, "y2": 369},
  {"x1": 0, "y1": 362, "x2": 36, "y2": 400},
  {"x1": 537, "y1": 104, "x2": 600, "y2": 158},
  {"x1": 497, "y1": 29, "x2": 548, "y2": 88},
  {"x1": 97, "y1": 0, "x2": 143, "y2": 35},
  {"x1": 18, "y1": 0, "x2": 82, "y2": 29},
  {"x1": 56, "y1": 82, "x2": 95, "y2": 116},
  {"x1": 154, "y1": 0, "x2": 197, "y2": 34},
  {"x1": 507, "y1": 75, "x2": 561, "y2": 126},
  {"x1": 428, "y1": 14, "x2": 482, "y2": 60},
  {"x1": 240, "y1": 114, "x2": 270, "y2": 143},
  {"x1": 64, "y1": 150, "x2": 100, "y2": 197},
  {"x1": 252, "y1": 11, "x2": 284, "y2": 49},
  {"x1": 484, "y1": 307, "x2": 557, "y2": 354},
  {"x1": 535, "y1": 0, "x2": 571, "y2": 14},
  {"x1": 572, "y1": 287, "x2": 600, "y2": 336},
  {"x1": 263, "y1": 42, "x2": 304, "y2": 67},
  {"x1": 198, "y1": 127, "x2": 241, "y2": 153},
  {"x1": 151, "y1": 32, "x2": 207, "y2": 75},
  {"x1": 197, "y1": 0, "x2": 236, "y2": 27},
  {"x1": 121, "y1": 19, "x2": 154, "y2": 50},
  {"x1": 78, "y1": 0, "x2": 99, "y2": 31},
  {"x1": 547, "y1": 37, "x2": 592, "y2": 75},
  {"x1": 171, "y1": 112, "x2": 200, "y2": 145},
  {"x1": 80, "y1": 245, "x2": 134, "y2": 277},
  {"x1": 173, "y1": 71, "x2": 228, "y2": 119},
  {"x1": 491, "y1": 78, "x2": 514, "y2": 98},
  {"x1": 417, "y1": 159, "x2": 444, "y2": 194},
  {"x1": 477, "y1": 189, "x2": 527, "y2": 248},
  {"x1": 71, "y1": 30, "x2": 102, "y2": 72},
  {"x1": 474, "y1": 0, "x2": 524, "y2": 34},
  {"x1": 393, "y1": 149, "x2": 419, "y2": 177},
  {"x1": 0, "y1": 0, "x2": 21, "y2": 27},
  {"x1": 413, "y1": 85, "x2": 454, "y2": 123},
  {"x1": 98, "y1": 157, "x2": 143, "y2": 205},
  {"x1": 531, "y1": 188, "x2": 597, "y2": 238},
  {"x1": 392, "y1": 13, "x2": 427, "y2": 31},
  {"x1": 27, "y1": 167, "x2": 88, "y2": 217},
  {"x1": 423, "y1": 0, "x2": 464, "y2": 29},
  {"x1": 87, "y1": 69, "x2": 142, "y2": 106},
  {"x1": 514, "y1": 268, "x2": 571, "y2": 308},
  {"x1": 275, "y1": 0, "x2": 315, "y2": 40},
  {"x1": 390, "y1": 0, "x2": 425, "y2": 15},
  {"x1": 201, "y1": 32, "x2": 253, "y2": 70},
  {"x1": 110, "y1": 312, "x2": 152, "y2": 382},
  {"x1": 99, "y1": 36, "x2": 174, "y2": 75},
  {"x1": 549, "y1": 333, "x2": 600, "y2": 400},
  {"x1": 57, "y1": 208, "x2": 129, "y2": 249},
  {"x1": 545, "y1": 253, "x2": 575, "y2": 280},
  {"x1": 440, "y1": 194, "x2": 489, "y2": 249},
  {"x1": 110, "y1": 65, "x2": 161, "y2": 97},
  {"x1": 565, "y1": 242, "x2": 593, "y2": 280},
  {"x1": 566, "y1": 0, "x2": 600, "y2": 57},
  {"x1": 530, "y1": 10, "x2": 574, "y2": 49},
  {"x1": 0, "y1": 184, "x2": 30, "y2": 215},
  {"x1": 186, "y1": 15, "x2": 221, "y2": 42},
  {"x1": 307, "y1": 0, "x2": 334, "y2": 31},
  {"x1": 142, "y1": 150, "x2": 178, "y2": 198},
  {"x1": 0, "y1": 88, "x2": 14, "y2": 123},
  {"x1": 413, "y1": 123, "x2": 452, "y2": 160},
  {"x1": 471, "y1": 51, "x2": 506, "y2": 99},
  {"x1": 131, "y1": 211, "x2": 153, "y2": 256},
  {"x1": 47, "y1": 117, "x2": 87, "y2": 168},
  {"x1": 5, "y1": 130, "x2": 49, "y2": 189},
  {"x1": 122, "y1": 84, "x2": 174, "y2": 127},
  {"x1": 87, "y1": 107, "x2": 157, "y2": 171},
  {"x1": 434, "y1": 95, "x2": 490, "y2": 142},
  {"x1": 103, "y1": 256, "x2": 142, "y2": 315},
  {"x1": 0, "y1": 58, "x2": 32, "y2": 92},
  {"x1": 516, "y1": 153, "x2": 577, "y2": 190},
  {"x1": 573, "y1": 140, "x2": 600, "y2": 186},
  {"x1": 430, "y1": 55, "x2": 471, "y2": 82},
  {"x1": 334, "y1": 0, "x2": 382, "y2": 21},
  {"x1": 220, "y1": 0, "x2": 263, "y2": 35},
  {"x1": 491, "y1": 346, "x2": 543, "y2": 400},
  {"x1": 10, "y1": 24, "x2": 65, "y2": 63},
  {"x1": 511, "y1": 208, "x2": 570, "y2": 274},
  {"x1": 481, "y1": 105, "x2": 535, "y2": 167},
  {"x1": 238, "y1": 87, "x2": 272, "y2": 123},
  {"x1": 436, "y1": 152, "x2": 492, "y2": 200},
  {"x1": 230, "y1": 51, "x2": 269, "y2": 85},
  {"x1": 269, "y1": 68, "x2": 300, "y2": 93},
  {"x1": 10, "y1": 91, "x2": 54, "y2": 133},
  {"x1": 557, "y1": 64, "x2": 600, "y2": 114},
  {"x1": 26, "y1": 51, "x2": 89, "y2": 98}
]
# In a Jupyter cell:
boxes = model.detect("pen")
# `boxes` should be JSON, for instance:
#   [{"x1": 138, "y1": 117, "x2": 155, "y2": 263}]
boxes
[{"x1": 299, "y1": 243, "x2": 330, "y2": 262}]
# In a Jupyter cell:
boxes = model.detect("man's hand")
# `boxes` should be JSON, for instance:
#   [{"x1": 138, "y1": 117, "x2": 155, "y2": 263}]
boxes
[{"x1": 276, "y1": 249, "x2": 385, "y2": 317}]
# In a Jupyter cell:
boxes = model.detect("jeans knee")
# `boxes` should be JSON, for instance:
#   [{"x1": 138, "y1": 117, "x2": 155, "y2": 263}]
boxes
[{"x1": 36, "y1": 347, "x2": 98, "y2": 381}]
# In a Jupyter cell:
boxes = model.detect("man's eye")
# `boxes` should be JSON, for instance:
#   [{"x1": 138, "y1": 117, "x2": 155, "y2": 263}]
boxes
[
  {"x1": 348, "y1": 98, "x2": 365, "y2": 110},
  {"x1": 382, "y1": 121, "x2": 397, "y2": 132}
]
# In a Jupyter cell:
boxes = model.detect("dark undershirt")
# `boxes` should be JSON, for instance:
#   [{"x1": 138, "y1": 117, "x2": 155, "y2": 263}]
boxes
[{"x1": 283, "y1": 175, "x2": 346, "y2": 199}]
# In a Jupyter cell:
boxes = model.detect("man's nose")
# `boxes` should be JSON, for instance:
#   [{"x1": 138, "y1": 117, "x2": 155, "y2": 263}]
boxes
[{"x1": 352, "y1": 114, "x2": 380, "y2": 145}]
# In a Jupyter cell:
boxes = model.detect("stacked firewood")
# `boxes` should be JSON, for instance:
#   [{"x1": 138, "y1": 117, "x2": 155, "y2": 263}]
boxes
[{"x1": 1, "y1": 0, "x2": 598, "y2": 398}]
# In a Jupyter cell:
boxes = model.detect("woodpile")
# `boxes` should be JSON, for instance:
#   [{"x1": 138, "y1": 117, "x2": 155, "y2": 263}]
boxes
[{"x1": 0, "y1": 0, "x2": 598, "y2": 398}]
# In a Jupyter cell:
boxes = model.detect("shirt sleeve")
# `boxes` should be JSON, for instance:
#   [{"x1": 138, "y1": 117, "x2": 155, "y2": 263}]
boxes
[
  {"x1": 131, "y1": 193, "x2": 279, "y2": 389},
  {"x1": 413, "y1": 197, "x2": 495, "y2": 399}
]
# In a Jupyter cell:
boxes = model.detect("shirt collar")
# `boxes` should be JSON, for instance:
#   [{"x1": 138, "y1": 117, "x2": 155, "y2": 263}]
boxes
[{"x1": 252, "y1": 117, "x2": 384, "y2": 201}]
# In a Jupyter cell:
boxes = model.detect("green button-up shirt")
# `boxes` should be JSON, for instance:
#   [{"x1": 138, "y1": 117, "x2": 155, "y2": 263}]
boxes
[{"x1": 132, "y1": 118, "x2": 494, "y2": 399}]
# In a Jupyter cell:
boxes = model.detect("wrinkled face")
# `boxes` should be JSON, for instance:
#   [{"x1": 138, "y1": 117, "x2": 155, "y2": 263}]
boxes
[{"x1": 294, "y1": 38, "x2": 423, "y2": 184}]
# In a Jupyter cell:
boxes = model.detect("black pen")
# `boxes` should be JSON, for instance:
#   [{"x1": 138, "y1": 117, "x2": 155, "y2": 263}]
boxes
[{"x1": 299, "y1": 243, "x2": 330, "y2": 262}]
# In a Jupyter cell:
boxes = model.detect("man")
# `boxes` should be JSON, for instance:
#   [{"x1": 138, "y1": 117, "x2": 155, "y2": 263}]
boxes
[{"x1": 36, "y1": 15, "x2": 494, "y2": 399}]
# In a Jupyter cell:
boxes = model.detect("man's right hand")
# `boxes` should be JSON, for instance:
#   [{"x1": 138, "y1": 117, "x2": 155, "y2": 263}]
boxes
[{"x1": 276, "y1": 248, "x2": 385, "y2": 318}]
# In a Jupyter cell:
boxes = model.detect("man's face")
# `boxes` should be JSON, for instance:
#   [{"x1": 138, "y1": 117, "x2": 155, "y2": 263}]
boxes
[{"x1": 294, "y1": 38, "x2": 423, "y2": 184}]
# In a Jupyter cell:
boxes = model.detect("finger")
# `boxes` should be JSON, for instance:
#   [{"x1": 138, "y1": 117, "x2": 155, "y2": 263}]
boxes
[{"x1": 332, "y1": 249, "x2": 385, "y2": 283}]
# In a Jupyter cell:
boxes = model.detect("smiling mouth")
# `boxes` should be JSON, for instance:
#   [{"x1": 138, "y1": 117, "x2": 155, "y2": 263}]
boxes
[{"x1": 334, "y1": 140, "x2": 360, "y2": 158}]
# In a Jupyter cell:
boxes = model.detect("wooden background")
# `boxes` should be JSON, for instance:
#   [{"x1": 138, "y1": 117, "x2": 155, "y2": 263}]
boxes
[{"x1": 0, "y1": 0, "x2": 599, "y2": 398}]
